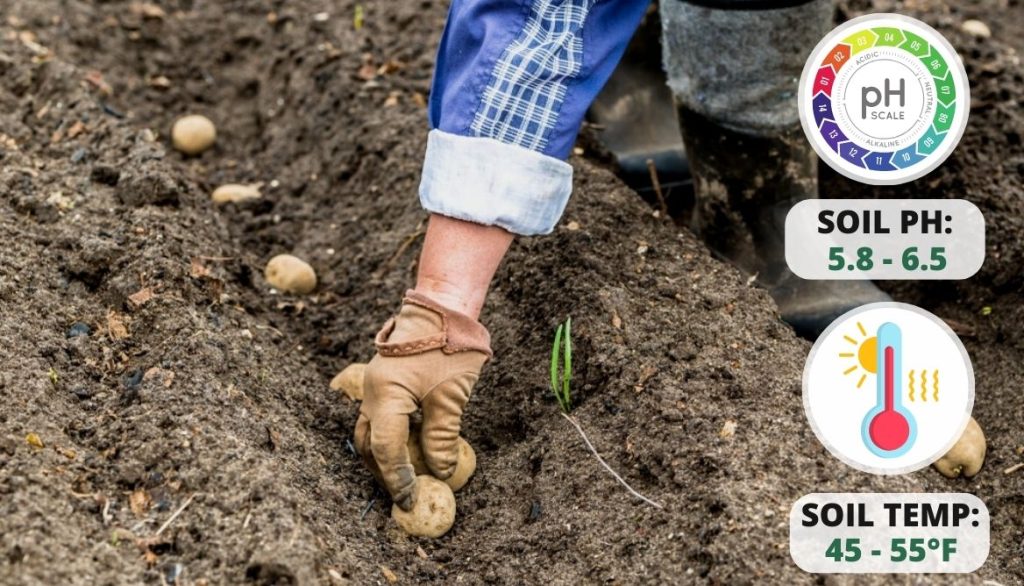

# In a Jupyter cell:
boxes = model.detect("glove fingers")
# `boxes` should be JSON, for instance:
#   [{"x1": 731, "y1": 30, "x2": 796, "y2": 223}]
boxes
[
  {"x1": 420, "y1": 373, "x2": 474, "y2": 479},
  {"x1": 369, "y1": 411, "x2": 417, "y2": 511}
]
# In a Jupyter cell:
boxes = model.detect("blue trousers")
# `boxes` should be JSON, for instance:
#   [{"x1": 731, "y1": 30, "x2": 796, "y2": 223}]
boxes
[
  {"x1": 418, "y1": 0, "x2": 823, "y2": 236},
  {"x1": 419, "y1": 0, "x2": 649, "y2": 236}
]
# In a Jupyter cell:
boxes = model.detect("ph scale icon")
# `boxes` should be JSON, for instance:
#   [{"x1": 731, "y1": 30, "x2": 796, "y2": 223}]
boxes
[{"x1": 811, "y1": 26, "x2": 957, "y2": 172}]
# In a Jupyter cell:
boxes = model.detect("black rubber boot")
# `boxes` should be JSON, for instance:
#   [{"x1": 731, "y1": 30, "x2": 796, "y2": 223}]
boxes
[
  {"x1": 677, "y1": 106, "x2": 891, "y2": 338},
  {"x1": 588, "y1": 11, "x2": 691, "y2": 200}
]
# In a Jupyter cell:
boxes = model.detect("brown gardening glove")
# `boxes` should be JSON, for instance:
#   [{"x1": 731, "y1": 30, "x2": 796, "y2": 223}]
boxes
[{"x1": 354, "y1": 290, "x2": 491, "y2": 510}]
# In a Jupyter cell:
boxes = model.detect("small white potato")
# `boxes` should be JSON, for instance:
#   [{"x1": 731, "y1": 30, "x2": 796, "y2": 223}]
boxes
[
  {"x1": 211, "y1": 183, "x2": 262, "y2": 204},
  {"x1": 445, "y1": 438, "x2": 476, "y2": 491},
  {"x1": 408, "y1": 433, "x2": 428, "y2": 477},
  {"x1": 961, "y1": 19, "x2": 991, "y2": 39},
  {"x1": 264, "y1": 254, "x2": 317, "y2": 294},
  {"x1": 407, "y1": 434, "x2": 475, "y2": 491},
  {"x1": 171, "y1": 114, "x2": 217, "y2": 155},
  {"x1": 391, "y1": 475, "x2": 456, "y2": 538},
  {"x1": 330, "y1": 363, "x2": 366, "y2": 401},
  {"x1": 933, "y1": 417, "x2": 986, "y2": 478}
]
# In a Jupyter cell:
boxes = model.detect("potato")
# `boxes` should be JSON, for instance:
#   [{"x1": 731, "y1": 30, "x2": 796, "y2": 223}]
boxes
[
  {"x1": 445, "y1": 438, "x2": 476, "y2": 491},
  {"x1": 330, "y1": 363, "x2": 366, "y2": 401},
  {"x1": 407, "y1": 434, "x2": 475, "y2": 491},
  {"x1": 391, "y1": 475, "x2": 456, "y2": 538},
  {"x1": 933, "y1": 417, "x2": 986, "y2": 478},
  {"x1": 961, "y1": 19, "x2": 991, "y2": 39},
  {"x1": 211, "y1": 183, "x2": 262, "y2": 204},
  {"x1": 264, "y1": 254, "x2": 317, "y2": 294},
  {"x1": 171, "y1": 114, "x2": 217, "y2": 155},
  {"x1": 407, "y1": 432, "x2": 428, "y2": 477}
]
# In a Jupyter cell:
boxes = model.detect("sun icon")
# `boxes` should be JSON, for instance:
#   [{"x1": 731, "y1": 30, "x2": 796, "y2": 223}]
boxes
[{"x1": 839, "y1": 321, "x2": 877, "y2": 388}]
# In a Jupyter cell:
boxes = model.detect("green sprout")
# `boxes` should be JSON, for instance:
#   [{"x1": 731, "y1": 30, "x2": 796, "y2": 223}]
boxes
[
  {"x1": 549, "y1": 317, "x2": 572, "y2": 413},
  {"x1": 353, "y1": 4, "x2": 365, "y2": 30},
  {"x1": 546, "y1": 317, "x2": 664, "y2": 509}
]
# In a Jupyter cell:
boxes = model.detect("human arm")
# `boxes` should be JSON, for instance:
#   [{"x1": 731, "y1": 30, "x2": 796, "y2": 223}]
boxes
[{"x1": 355, "y1": 0, "x2": 650, "y2": 510}]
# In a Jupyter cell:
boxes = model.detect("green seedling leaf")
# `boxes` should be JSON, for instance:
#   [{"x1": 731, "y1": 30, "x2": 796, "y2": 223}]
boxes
[
  {"x1": 353, "y1": 4, "x2": 365, "y2": 30},
  {"x1": 548, "y1": 317, "x2": 573, "y2": 413},
  {"x1": 551, "y1": 323, "x2": 563, "y2": 407},
  {"x1": 563, "y1": 317, "x2": 572, "y2": 413}
]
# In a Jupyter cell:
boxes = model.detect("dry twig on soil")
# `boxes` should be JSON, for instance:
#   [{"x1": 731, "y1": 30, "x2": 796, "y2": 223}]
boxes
[
  {"x1": 155, "y1": 494, "x2": 196, "y2": 536},
  {"x1": 376, "y1": 225, "x2": 426, "y2": 277},
  {"x1": 645, "y1": 158, "x2": 668, "y2": 218}
]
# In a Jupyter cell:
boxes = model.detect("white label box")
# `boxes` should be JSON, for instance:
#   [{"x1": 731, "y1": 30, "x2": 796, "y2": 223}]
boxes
[
  {"x1": 790, "y1": 493, "x2": 989, "y2": 573},
  {"x1": 785, "y1": 199, "x2": 985, "y2": 279}
]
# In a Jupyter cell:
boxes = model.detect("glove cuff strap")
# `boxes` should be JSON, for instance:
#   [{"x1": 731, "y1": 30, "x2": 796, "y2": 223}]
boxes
[{"x1": 374, "y1": 290, "x2": 493, "y2": 359}]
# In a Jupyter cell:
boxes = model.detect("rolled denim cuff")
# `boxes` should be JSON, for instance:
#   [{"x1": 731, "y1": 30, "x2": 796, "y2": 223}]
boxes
[{"x1": 418, "y1": 129, "x2": 573, "y2": 236}]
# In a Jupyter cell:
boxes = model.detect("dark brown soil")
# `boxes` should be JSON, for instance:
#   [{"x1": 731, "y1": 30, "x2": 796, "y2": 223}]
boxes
[{"x1": 0, "y1": 0, "x2": 1021, "y2": 584}]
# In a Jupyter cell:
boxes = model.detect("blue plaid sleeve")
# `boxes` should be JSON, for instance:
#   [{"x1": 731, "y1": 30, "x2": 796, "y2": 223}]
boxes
[{"x1": 419, "y1": 0, "x2": 650, "y2": 236}]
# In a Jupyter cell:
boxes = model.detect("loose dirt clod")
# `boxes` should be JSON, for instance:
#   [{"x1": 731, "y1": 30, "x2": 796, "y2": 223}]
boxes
[
  {"x1": 171, "y1": 114, "x2": 216, "y2": 155},
  {"x1": 211, "y1": 183, "x2": 262, "y2": 204},
  {"x1": 391, "y1": 475, "x2": 456, "y2": 538},
  {"x1": 264, "y1": 254, "x2": 317, "y2": 294},
  {"x1": 933, "y1": 417, "x2": 986, "y2": 478},
  {"x1": 330, "y1": 363, "x2": 365, "y2": 401}
]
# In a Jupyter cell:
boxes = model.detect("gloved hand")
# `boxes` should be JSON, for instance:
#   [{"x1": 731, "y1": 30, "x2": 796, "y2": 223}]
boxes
[{"x1": 354, "y1": 290, "x2": 491, "y2": 510}]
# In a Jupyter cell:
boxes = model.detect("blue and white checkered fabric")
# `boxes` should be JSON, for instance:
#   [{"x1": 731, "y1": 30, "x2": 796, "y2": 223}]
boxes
[
  {"x1": 421, "y1": 0, "x2": 649, "y2": 235},
  {"x1": 470, "y1": 0, "x2": 594, "y2": 154}
]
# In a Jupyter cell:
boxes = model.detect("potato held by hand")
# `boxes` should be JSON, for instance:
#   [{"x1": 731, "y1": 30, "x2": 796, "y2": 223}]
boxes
[
  {"x1": 444, "y1": 438, "x2": 476, "y2": 491},
  {"x1": 933, "y1": 417, "x2": 986, "y2": 478},
  {"x1": 330, "y1": 363, "x2": 366, "y2": 401},
  {"x1": 407, "y1": 434, "x2": 476, "y2": 491},
  {"x1": 391, "y1": 475, "x2": 456, "y2": 538}
]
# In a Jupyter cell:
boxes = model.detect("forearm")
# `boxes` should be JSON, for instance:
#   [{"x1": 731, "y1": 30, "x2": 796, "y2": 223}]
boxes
[
  {"x1": 413, "y1": 0, "x2": 650, "y2": 320},
  {"x1": 415, "y1": 214, "x2": 514, "y2": 320}
]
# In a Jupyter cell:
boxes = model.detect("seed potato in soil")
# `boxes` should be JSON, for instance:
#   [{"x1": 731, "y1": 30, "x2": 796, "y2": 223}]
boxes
[{"x1": 0, "y1": 0, "x2": 1022, "y2": 584}]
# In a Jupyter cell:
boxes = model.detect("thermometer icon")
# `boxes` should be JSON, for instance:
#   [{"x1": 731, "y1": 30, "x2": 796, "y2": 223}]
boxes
[{"x1": 862, "y1": 323, "x2": 917, "y2": 457}]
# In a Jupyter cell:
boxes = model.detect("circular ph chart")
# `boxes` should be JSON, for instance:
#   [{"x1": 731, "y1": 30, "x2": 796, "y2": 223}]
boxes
[
  {"x1": 803, "y1": 303, "x2": 975, "y2": 475},
  {"x1": 798, "y1": 14, "x2": 970, "y2": 185}
]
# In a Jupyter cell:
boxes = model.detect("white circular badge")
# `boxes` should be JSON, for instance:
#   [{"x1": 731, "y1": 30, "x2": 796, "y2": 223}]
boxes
[
  {"x1": 803, "y1": 302, "x2": 974, "y2": 475},
  {"x1": 798, "y1": 14, "x2": 970, "y2": 185}
]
